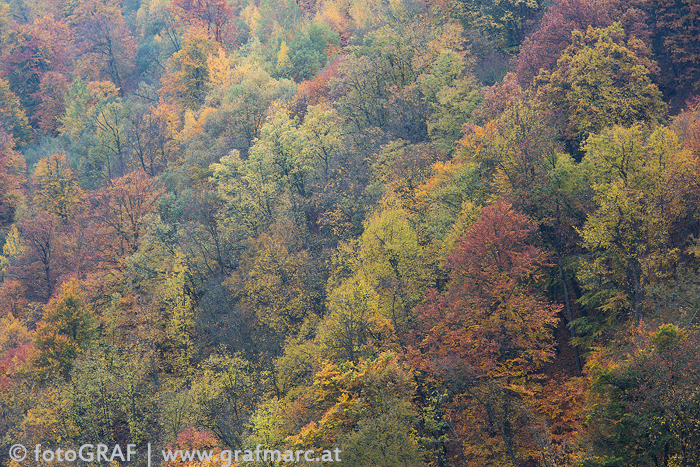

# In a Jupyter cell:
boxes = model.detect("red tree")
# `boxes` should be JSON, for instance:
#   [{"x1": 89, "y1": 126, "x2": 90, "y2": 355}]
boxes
[
  {"x1": 13, "y1": 212, "x2": 70, "y2": 301},
  {"x1": 88, "y1": 170, "x2": 166, "y2": 265},
  {"x1": 0, "y1": 15, "x2": 74, "y2": 127},
  {"x1": 411, "y1": 201, "x2": 561, "y2": 465},
  {"x1": 170, "y1": 0, "x2": 237, "y2": 47}
]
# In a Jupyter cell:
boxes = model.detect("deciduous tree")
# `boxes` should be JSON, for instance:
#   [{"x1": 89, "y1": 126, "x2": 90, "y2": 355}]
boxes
[
  {"x1": 32, "y1": 279, "x2": 96, "y2": 379},
  {"x1": 535, "y1": 23, "x2": 666, "y2": 153},
  {"x1": 412, "y1": 201, "x2": 560, "y2": 466}
]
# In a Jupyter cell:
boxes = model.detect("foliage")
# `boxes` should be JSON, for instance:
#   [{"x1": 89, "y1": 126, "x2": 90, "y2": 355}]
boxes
[
  {"x1": 577, "y1": 125, "x2": 700, "y2": 326},
  {"x1": 31, "y1": 153, "x2": 83, "y2": 220},
  {"x1": 535, "y1": 23, "x2": 666, "y2": 152},
  {"x1": 0, "y1": 78, "x2": 32, "y2": 145},
  {"x1": 412, "y1": 201, "x2": 560, "y2": 466},
  {"x1": 32, "y1": 279, "x2": 96, "y2": 379},
  {"x1": 587, "y1": 325, "x2": 700, "y2": 466},
  {"x1": 1, "y1": 0, "x2": 699, "y2": 464}
]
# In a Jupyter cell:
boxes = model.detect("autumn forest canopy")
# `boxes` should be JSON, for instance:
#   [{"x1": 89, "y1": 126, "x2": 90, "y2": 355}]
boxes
[{"x1": 1, "y1": 0, "x2": 700, "y2": 465}]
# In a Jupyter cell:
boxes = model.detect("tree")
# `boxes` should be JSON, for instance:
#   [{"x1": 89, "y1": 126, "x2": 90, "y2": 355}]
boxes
[
  {"x1": 459, "y1": 93, "x2": 588, "y2": 374},
  {"x1": 0, "y1": 78, "x2": 32, "y2": 145},
  {"x1": 31, "y1": 153, "x2": 83, "y2": 221},
  {"x1": 0, "y1": 130, "x2": 27, "y2": 228},
  {"x1": 515, "y1": 0, "x2": 612, "y2": 85},
  {"x1": 67, "y1": 0, "x2": 137, "y2": 92},
  {"x1": 412, "y1": 201, "x2": 560, "y2": 466},
  {"x1": 161, "y1": 25, "x2": 218, "y2": 111},
  {"x1": 14, "y1": 212, "x2": 69, "y2": 301},
  {"x1": 628, "y1": 0, "x2": 700, "y2": 105},
  {"x1": 317, "y1": 273, "x2": 395, "y2": 363},
  {"x1": 128, "y1": 99, "x2": 182, "y2": 176},
  {"x1": 419, "y1": 50, "x2": 481, "y2": 154},
  {"x1": 88, "y1": 170, "x2": 166, "y2": 264},
  {"x1": 0, "y1": 15, "x2": 74, "y2": 128},
  {"x1": 587, "y1": 324, "x2": 700, "y2": 466},
  {"x1": 288, "y1": 353, "x2": 424, "y2": 466},
  {"x1": 189, "y1": 352, "x2": 262, "y2": 450},
  {"x1": 210, "y1": 65, "x2": 296, "y2": 157},
  {"x1": 32, "y1": 279, "x2": 96, "y2": 379},
  {"x1": 170, "y1": 0, "x2": 238, "y2": 46},
  {"x1": 33, "y1": 71, "x2": 70, "y2": 136},
  {"x1": 577, "y1": 125, "x2": 700, "y2": 326},
  {"x1": 228, "y1": 222, "x2": 321, "y2": 352},
  {"x1": 447, "y1": 0, "x2": 541, "y2": 51},
  {"x1": 535, "y1": 23, "x2": 666, "y2": 153}
]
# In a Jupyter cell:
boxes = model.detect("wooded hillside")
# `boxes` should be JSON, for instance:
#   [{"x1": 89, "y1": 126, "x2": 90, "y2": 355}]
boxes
[{"x1": 1, "y1": 0, "x2": 700, "y2": 465}]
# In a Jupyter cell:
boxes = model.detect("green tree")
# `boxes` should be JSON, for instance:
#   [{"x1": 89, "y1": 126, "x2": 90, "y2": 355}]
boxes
[
  {"x1": 189, "y1": 352, "x2": 262, "y2": 450},
  {"x1": 587, "y1": 325, "x2": 700, "y2": 466},
  {"x1": 420, "y1": 50, "x2": 481, "y2": 154},
  {"x1": 577, "y1": 125, "x2": 699, "y2": 327}
]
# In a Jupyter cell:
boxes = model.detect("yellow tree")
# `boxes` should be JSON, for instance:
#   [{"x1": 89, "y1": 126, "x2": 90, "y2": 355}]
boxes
[
  {"x1": 161, "y1": 26, "x2": 218, "y2": 111},
  {"x1": 536, "y1": 23, "x2": 666, "y2": 153},
  {"x1": 31, "y1": 153, "x2": 83, "y2": 221},
  {"x1": 32, "y1": 279, "x2": 96, "y2": 379}
]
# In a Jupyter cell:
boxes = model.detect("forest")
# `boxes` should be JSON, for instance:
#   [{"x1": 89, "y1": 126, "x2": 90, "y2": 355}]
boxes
[{"x1": 1, "y1": 0, "x2": 700, "y2": 465}]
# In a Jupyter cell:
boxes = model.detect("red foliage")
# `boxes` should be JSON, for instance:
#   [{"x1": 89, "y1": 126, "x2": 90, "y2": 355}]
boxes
[
  {"x1": 0, "y1": 342, "x2": 34, "y2": 390},
  {"x1": 162, "y1": 427, "x2": 220, "y2": 467},
  {"x1": 13, "y1": 212, "x2": 70, "y2": 302},
  {"x1": 296, "y1": 59, "x2": 339, "y2": 106},
  {"x1": 33, "y1": 72, "x2": 70, "y2": 136},
  {"x1": 0, "y1": 15, "x2": 74, "y2": 126},
  {"x1": 413, "y1": 201, "x2": 560, "y2": 380},
  {"x1": 515, "y1": 0, "x2": 612, "y2": 85},
  {"x1": 170, "y1": 0, "x2": 238, "y2": 47},
  {"x1": 87, "y1": 170, "x2": 166, "y2": 265},
  {"x1": 68, "y1": 0, "x2": 137, "y2": 91}
]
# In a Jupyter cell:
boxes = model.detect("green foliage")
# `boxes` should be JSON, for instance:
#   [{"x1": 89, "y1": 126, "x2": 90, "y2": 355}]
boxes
[
  {"x1": 420, "y1": 50, "x2": 481, "y2": 153},
  {"x1": 586, "y1": 326, "x2": 700, "y2": 466},
  {"x1": 1, "y1": 0, "x2": 698, "y2": 464},
  {"x1": 577, "y1": 125, "x2": 698, "y2": 324},
  {"x1": 67, "y1": 346, "x2": 158, "y2": 445},
  {"x1": 189, "y1": 351, "x2": 264, "y2": 450},
  {"x1": 277, "y1": 20, "x2": 339, "y2": 80},
  {"x1": 448, "y1": 0, "x2": 540, "y2": 51}
]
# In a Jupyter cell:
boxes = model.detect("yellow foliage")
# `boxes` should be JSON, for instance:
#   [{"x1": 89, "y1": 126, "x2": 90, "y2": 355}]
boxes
[
  {"x1": 207, "y1": 47, "x2": 233, "y2": 89},
  {"x1": 414, "y1": 159, "x2": 463, "y2": 201},
  {"x1": 277, "y1": 41, "x2": 291, "y2": 68},
  {"x1": 32, "y1": 153, "x2": 83, "y2": 220},
  {"x1": 0, "y1": 224, "x2": 24, "y2": 272},
  {"x1": 0, "y1": 312, "x2": 31, "y2": 353},
  {"x1": 241, "y1": 4, "x2": 261, "y2": 32},
  {"x1": 180, "y1": 107, "x2": 217, "y2": 142},
  {"x1": 86, "y1": 80, "x2": 120, "y2": 104}
]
